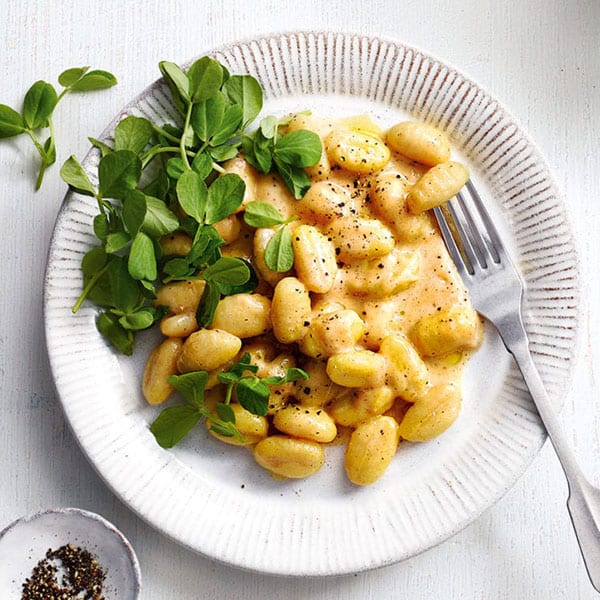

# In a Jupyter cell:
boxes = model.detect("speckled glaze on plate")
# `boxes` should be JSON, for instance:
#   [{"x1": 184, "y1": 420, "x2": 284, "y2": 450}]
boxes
[
  {"x1": 0, "y1": 508, "x2": 141, "y2": 598},
  {"x1": 43, "y1": 32, "x2": 579, "y2": 576}
]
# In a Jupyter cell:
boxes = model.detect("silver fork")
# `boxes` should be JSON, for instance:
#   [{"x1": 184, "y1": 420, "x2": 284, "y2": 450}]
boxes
[{"x1": 433, "y1": 179, "x2": 600, "y2": 593}]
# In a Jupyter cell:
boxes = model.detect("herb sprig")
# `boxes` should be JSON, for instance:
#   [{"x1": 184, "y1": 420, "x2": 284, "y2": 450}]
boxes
[
  {"x1": 150, "y1": 353, "x2": 309, "y2": 446},
  {"x1": 62, "y1": 56, "x2": 321, "y2": 356},
  {"x1": 243, "y1": 201, "x2": 296, "y2": 272},
  {"x1": 242, "y1": 115, "x2": 322, "y2": 198},
  {"x1": 0, "y1": 67, "x2": 117, "y2": 189}
]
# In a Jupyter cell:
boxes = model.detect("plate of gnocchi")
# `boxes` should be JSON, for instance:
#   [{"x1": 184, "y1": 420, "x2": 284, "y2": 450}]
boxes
[{"x1": 44, "y1": 31, "x2": 580, "y2": 575}]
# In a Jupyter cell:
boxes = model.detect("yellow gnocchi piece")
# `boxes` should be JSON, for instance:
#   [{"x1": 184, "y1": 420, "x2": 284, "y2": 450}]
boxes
[
  {"x1": 410, "y1": 305, "x2": 484, "y2": 358},
  {"x1": 160, "y1": 232, "x2": 193, "y2": 257},
  {"x1": 295, "y1": 181, "x2": 355, "y2": 224},
  {"x1": 159, "y1": 312, "x2": 198, "y2": 338},
  {"x1": 292, "y1": 224, "x2": 338, "y2": 294},
  {"x1": 177, "y1": 328, "x2": 242, "y2": 373},
  {"x1": 407, "y1": 161, "x2": 470, "y2": 214},
  {"x1": 142, "y1": 338, "x2": 182, "y2": 405},
  {"x1": 398, "y1": 383, "x2": 462, "y2": 441},
  {"x1": 326, "y1": 216, "x2": 395, "y2": 261},
  {"x1": 380, "y1": 334, "x2": 429, "y2": 401},
  {"x1": 207, "y1": 403, "x2": 268, "y2": 446},
  {"x1": 271, "y1": 277, "x2": 312, "y2": 344},
  {"x1": 386, "y1": 121, "x2": 451, "y2": 166},
  {"x1": 211, "y1": 293, "x2": 271, "y2": 338},
  {"x1": 325, "y1": 130, "x2": 390, "y2": 175},
  {"x1": 299, "y1": 309, "x2": 365, "y2": 359},
  {"x1": 253, "y1": 435, "x2": 325, "y2": 479},
  {"x1": 345, "y1": 415, "x2": 401, "y2": 485},
  {"x1": 273, "y1": 405, "x2": 337, "y2": 443},
  {"x1": 326, "y1": 350, "x2": 387, "y2": 389},
  {"x1": 154, "y1": 279, "x2": 205, "y2": 315},
  {"x1": 328, "y1": 386, "x2": 395, "y2": 428},
  {"x1": 345, "y1": 249, "x2": 421, "y2": 298}
]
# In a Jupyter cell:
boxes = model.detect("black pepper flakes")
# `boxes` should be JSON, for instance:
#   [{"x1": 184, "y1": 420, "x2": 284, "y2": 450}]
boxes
[{"x1": 21, "y1": 543, "x2": 106, "y2": 600}]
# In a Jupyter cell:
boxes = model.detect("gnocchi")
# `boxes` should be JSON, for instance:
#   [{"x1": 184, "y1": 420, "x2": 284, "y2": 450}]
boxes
[{"x1": 143, "y1": 112, "x2": 482, "y2": 486}]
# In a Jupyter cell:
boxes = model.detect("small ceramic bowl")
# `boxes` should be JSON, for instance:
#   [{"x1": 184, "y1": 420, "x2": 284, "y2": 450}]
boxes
[{"x1": 0, "y1": 507, "x2": 141, "y2": 598}]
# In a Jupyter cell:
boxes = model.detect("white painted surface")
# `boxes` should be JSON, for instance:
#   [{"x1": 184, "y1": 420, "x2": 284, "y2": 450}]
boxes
[{"x1": 0, "y1": 0, "x2": 599, "y2": 598}]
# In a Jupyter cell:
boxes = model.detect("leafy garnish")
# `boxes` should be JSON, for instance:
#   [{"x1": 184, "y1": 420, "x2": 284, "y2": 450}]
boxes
[
  {"x1": 242, "y1": 116, "x2": 322, "y2": 198},
  {"x1": 63, "y1": 56, "x2": 317, "y2": 354},
  {"x1": 150, "y1": 354, "x2": 309, "y2": 447},
  {"x1": 243, "y1": 201, "x2": 296, "y2": 272},
  {"x1": 0, "y1": 66, "x2": 117, "y2": 189}
]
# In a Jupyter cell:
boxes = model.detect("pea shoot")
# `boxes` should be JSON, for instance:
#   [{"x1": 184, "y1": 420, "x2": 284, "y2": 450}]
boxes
[
  {"x1": 61, "y1": 56, "x2": 321, "y2": 356},
  {"x1": 0, "y1": 67, "x2": 117, "y2": 189},
  {"x1": 150, "y1": 353, "x2": 309, "y2": 446}
]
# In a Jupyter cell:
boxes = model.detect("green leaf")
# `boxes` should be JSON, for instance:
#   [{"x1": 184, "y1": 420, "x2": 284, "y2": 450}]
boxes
[
  {"x1": 274, "y1": 130, "x2": 322, "y2": 167},
  {"x1": 222, "y1": 75, "x2": 263, "y2": 127},
  {"x1": 42, "y1": 136, "x2": 56, "y2": 166},
  {"x1": 243, "y1": 201, "x2": 286, "y2": 228},
  {"x1": 96, "y1": 311, "x2": 134, "y2": 355},
  {"x1": 88, "y1": 136, "x2": 113, "y2": 157},
  {"x1": 98, "y1": 150, "x2": 141, "y2": 199},
  {"x1": 203, "y1": 256, "x2": 250, "y2": 287},
  {"x1": 119, "y1": 308, "x2": 155, "y2": 331},
  {"x1": 114, "y1": 115, "x2": 154, "y2": 154},
  {"x1": 216, "y1": 259, "x2": 258, "y2": 296},
  {"x1": 227, "y1": 352, "x2": 258, "y2": 378},
  {"x1": 128, "y1": 231, "x2": 157, "y2": 281},
  {"x1": 159, "y1": 61, "x2": 190, "y2": 112},
  {"x1": 81, "y1": 246, "x2": 107, "y2": 277},
  {"x1": 0, "y1": 104, "x2": 26, "y2": 138},
  {"x1": 263, "y1": 367, "x2": 310, "y2": 385},
  {"x1": 142, "y1": 196, "x2": 179, "y2": 237},
  {"x1": 236, "y1": 377, "x2": 270, "y2": 416},
  {"x1": 205, "y1": 173, "x2": 245, "y2": 224},
  {"x1": 208, "y1": 144, "x2": 238, "y2": 163},
  {"x1": 93, "y1": 214, "x2": 109, "y2": 240},
  {"x1": 260, "y1": 115, "x2": 278, "y2": 139},
  {"x1": 209, "y1": 422, "x2": 237, "y2": 438},
  {"x1": 105, "y1": 231, "x2": 131, "y2": 254},
  {"x1": 141, "y1": 166, "x2": 169, "y2": 200},
  {"x1": 167, "y1": 371, "x2": 209, "y2": 408},
  {"x1": 69, "y1": 69, "x2": 117, "y2": 92},
  {"x1": 22, "y1": 81, "x2": 58, "y2": 129},
  {"x1": 58, "y1": 66, "x2": 90, "y2": 87},
  {"x1": 216, "y1": 402, "x2": 235, "y2": 423},
  {"x1": 107, "y1": 256, "x2": 141, "y2": 312},
  {"x1": 190, "y1": 94, "x2": 225, "y2": 142},
  {"x1": 196, "y1": 279, "x2": 220, "y2": 327},
  {"x1": 191, "y1": 151, "x2": 214, "y2": 179},
  {"x1": 187, "y1": 56, "x2": 223, "y2": 103},
  {"x1": 176, "y1": 170, "x2": 208, "y2": 223},
  {"x1": 242, "y1": 131, "x2": 272, "y2": 173},
  {"x1": 166, "y1": 157, "x2": 185, "y2": 179},
  {"x1": 217, "y1": 371, "x2": 240, "y2": 385},
  {"x1": 209, "y1": 104, "x2": 243, "y2": 146},
  {"x1": 150, "y1": 404, "x2": 201, "y2": 448},
  {"x1": 189, "y1": 224, "x2": 224, "y2": 266},
  {"x1": 162, "y1": 257, "x2": 194, "y2": 279},
  {"x1": 264, "y1": 225, "x2": 294, "y2": 272},
  {"x1": 273, "y1": 156, "x2": 311, "y2": 199},
  {"x1": 122, "y1": 190, "x2": 147, "y2": 235},
  {"x1": 60, "y1": 155, "x2": 96, "y2": 197}
]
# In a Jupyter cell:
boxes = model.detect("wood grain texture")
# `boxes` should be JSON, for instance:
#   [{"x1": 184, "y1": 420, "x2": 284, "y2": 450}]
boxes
[{"x1": 1, "y1": 0, "x2": 599, "y2": 598}]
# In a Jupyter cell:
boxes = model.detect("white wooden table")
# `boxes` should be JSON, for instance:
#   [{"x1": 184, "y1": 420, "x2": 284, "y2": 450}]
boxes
[{"x1": 1, "y1": 1, "x2": 599, "y2": 598}]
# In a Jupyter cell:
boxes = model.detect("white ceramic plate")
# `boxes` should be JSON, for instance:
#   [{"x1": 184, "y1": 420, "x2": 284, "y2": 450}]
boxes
[{"x1": 44, "y1": 32, "x2": 579, "y2": 576}]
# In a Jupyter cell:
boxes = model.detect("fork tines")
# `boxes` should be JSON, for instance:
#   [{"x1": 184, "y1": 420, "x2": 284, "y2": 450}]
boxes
[{"x1": 433, "y1": 179, "x2": 504, "y2": 276}]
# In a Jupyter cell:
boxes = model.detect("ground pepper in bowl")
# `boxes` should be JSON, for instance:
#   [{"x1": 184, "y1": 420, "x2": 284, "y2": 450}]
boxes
[{"x1": 21, "y1": 543, "x2": 106, "y2": 600}]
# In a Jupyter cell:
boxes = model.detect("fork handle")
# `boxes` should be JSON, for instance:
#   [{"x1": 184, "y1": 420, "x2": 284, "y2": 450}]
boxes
[{"x1": 507, "y1": 336, "x2": 600, "y2": 592}]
